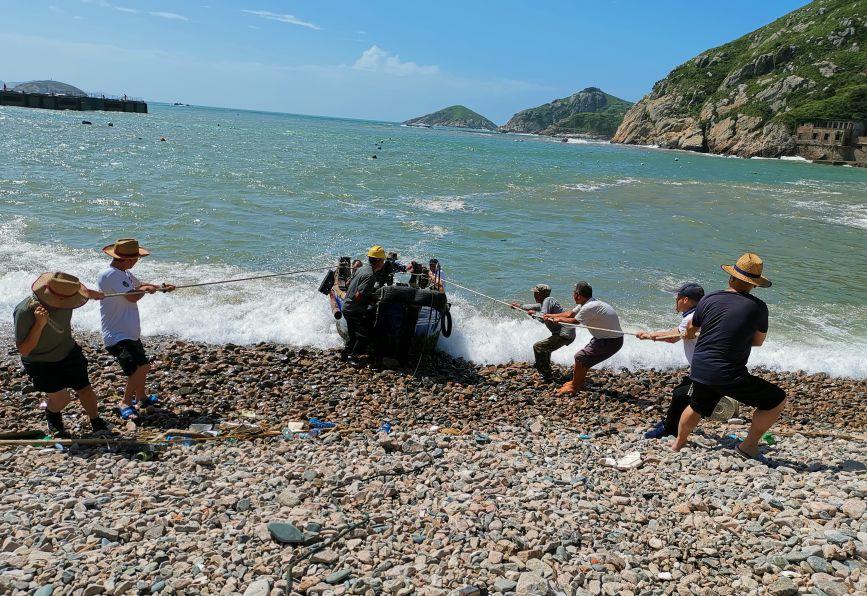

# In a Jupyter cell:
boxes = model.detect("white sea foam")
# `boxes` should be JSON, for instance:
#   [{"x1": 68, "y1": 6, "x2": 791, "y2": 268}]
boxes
[
  {"x1": 1, "y1": 221, "x2": 864, "y2": 378},
  {"x1": 557, "y1": 178, "x2": 638, "y2": 192},
  {"x1": 789, "y1": 199, "x2": 867, "y2": 229},
  {"x1": 563, "y1": 138, "x2": 609, "y2": 145},
  {"x1": 409, "y1": 196, "x2": 467, "y2": 213}
]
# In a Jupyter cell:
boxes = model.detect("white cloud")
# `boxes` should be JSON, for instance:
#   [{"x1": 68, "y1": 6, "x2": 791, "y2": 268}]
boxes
[
  {"x1": 81, "y1": 1, "x2": 187, "y2": 21},
  {"x1": 353, "y1": 46, "x2": 439, "y2": 76},
  {"x1": 241, "y1": 10, "x2": 320, "y2": 30},
  {"x1": 150, "y1": 11, "x2": 189, "y2": 21}
]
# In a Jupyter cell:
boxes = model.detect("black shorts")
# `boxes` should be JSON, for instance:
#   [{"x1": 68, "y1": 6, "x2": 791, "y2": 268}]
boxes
[
  {"x1": 21, "y1": 344, "x2": 91, "y2": 393},
  {"x1": 106, "y1": 339, "x2": 150, "y2": 376},
  {"x1": 688, "y1": 374, "x2": 786, "y2": 418}
]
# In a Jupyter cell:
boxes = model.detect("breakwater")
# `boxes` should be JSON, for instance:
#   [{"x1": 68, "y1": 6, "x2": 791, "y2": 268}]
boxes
[{"x1": 0, "y1": 90, "x2": 146, "y2": 113}]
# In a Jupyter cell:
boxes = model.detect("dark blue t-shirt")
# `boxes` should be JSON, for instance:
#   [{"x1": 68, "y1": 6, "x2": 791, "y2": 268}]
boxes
[{"x1": 689, "y1": 290, "x2": 769, "y2": 385}]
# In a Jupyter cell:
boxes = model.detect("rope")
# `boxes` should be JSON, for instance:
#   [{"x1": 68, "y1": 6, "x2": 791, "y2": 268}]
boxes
[
  {"x1": 444, "y1": 277, "x2": 638, "y2": 337},
  {"x1": 101, "y1": 265, "x2": 335, "y2": 298}
]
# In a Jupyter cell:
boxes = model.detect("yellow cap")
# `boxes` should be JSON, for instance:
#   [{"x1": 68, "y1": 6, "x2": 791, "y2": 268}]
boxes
[{"x1": 367, "y1": 245, "x2": 386, "y2": 259}]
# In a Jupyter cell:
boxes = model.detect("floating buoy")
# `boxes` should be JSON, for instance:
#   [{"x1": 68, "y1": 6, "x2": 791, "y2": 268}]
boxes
[{"x1": 82, "y1": 120, "x2": 92, "y2": 125}]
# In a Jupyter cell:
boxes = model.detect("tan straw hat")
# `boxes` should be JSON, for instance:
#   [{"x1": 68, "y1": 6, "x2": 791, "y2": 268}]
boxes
[
  {"x1": 102, "y1": 238, "x2": 150, "y2": 259},
  {"x1": 31, "y1": 272, "x2": 89, "y2": 309},
  {"x1": 721, "y1": 252, "x2": 772, "y2": 288}
]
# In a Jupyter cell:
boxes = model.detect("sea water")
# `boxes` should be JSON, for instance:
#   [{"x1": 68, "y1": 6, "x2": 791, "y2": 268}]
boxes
[{"x1": 1, "y1": 104, "x2": 865, "y2": 377}]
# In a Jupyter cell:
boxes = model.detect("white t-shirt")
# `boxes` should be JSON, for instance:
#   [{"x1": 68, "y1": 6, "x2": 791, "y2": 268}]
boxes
[
  {"x1": 97, "y1": 266, "x2": 142, "y2": 346},
  {"x1": 679, "y1": 310, "x2": 697, "y2": 365},
  {"x1": 571, "y1": 299, "x2": 622, "y2": 339}
]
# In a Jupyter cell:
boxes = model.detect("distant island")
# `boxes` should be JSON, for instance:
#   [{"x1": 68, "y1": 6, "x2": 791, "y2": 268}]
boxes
[
  {"x1": 500, "y1": 87, "x2": 633, "y2": 138},
  {"x1": 612, "y1": 0, "x2": 867, "y2": 162},
  {"x1": 8, "y1": 80, "x2": 87, "y2": 96},
  {"x1": 403, "y1": 105, "x2": 498, "y2": 131}
]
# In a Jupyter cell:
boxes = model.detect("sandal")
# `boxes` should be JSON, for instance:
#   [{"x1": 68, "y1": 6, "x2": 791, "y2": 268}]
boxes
[
  {"x1": 133, "y1": 394, "x2": 159, "y2": 407},
  {"x1": 118, "y1": 405, "x2": 139, "y2": 421},
  {"x1": 733, "y1": 443, "x2": 771, "y2": 465}
]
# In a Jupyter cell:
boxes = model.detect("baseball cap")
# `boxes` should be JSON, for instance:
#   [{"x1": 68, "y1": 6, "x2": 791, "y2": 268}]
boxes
[
  {"x1": 672, "y1": 283, "x2": 705, "y2": 301},
  {"x1": 531, "y1": 284, "x2": 551, "y2": 294}
]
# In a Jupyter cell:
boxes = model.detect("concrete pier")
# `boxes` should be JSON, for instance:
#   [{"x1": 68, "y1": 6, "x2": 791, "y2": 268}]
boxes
[{"x1": 0, "y1": 90, "x2": 147, "y2": 113}]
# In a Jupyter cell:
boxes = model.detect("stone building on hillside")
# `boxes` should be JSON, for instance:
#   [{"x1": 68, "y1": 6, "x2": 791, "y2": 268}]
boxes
[{"x1": 795, "y1": 121, "x2": 866, "y2": 165}]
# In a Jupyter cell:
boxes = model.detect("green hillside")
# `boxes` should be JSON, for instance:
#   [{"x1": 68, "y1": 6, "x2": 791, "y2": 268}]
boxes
[
  {"x1": 403, "y1": 105, "x2": 497, "y2": 130},
  {"x1": 666, "y1": 0, "x2": 866, "y2": 127},
  {"x1": 613, "y1": 0, "x2": 867, "y2": 156},
  {"x1": 500, "y1": 88, "x2": 633, "y2": 137}
]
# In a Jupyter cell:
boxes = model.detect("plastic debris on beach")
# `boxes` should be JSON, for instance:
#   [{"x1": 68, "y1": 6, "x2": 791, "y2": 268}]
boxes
[{"x1": 603, "y1": 451, "x2": 643, "y2": 470}]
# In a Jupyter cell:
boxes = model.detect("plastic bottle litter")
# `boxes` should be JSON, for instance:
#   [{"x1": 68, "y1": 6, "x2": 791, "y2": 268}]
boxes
[
  {"x1": 378, "y1": 421, "x2": 393, "y2": 434},
  {"x1": 309, "y1": 417, "x2": 336, "y2": 429}
]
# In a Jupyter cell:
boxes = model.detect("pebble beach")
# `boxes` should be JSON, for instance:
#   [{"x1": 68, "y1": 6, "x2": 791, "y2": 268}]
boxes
[{"x1": 1, "y1": 336, "x2": 865, "y2": 596}]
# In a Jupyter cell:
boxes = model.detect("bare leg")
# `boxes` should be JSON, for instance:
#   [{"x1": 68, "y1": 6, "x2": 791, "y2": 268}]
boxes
[
  {"x1": 122, "y1": 376, "x2": 136, "y2": 407},
  {"x1": 557, "y1": 363, "x2": 588, "y2": 395},
  {"x1": 672, "y1": 406, "x2": 702, "y2": 451},
  {"x1": 129, "y1": 363, "x2": 150, "y2": 403},
  {"x1": 74, "y1": 386, "x2": 99, "y2": 419},
  {"x1": 739, "y1": 398, "x2": 787, "y2": 457},
  {"x1": 45, "y1": 390, "x2": 72, "y2": 413}
]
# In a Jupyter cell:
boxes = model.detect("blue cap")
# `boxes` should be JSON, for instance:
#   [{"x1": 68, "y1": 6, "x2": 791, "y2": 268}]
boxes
[{"x1": 674, "y1": 283, "x2": 704, "y2": 301}]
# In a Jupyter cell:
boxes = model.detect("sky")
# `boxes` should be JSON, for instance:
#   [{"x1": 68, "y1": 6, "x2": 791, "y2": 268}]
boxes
[{"x1": 1, "y1": 0, "x2": 811, "y2": 123}]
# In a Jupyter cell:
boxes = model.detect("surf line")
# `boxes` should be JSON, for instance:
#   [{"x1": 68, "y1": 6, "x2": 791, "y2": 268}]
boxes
[
  {"x1": 101, "y1": 265, "x2": 336, "y2": 298},
  {"x1": 444, "y1": 277, "x2": 677, "y2": 339}
]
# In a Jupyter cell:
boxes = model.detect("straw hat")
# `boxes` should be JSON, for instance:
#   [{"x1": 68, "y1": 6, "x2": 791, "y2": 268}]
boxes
[
  {"x1": 102, "y1": 238, "x2": 150, "y2": 259},
  {"x1": 31, "y1": 272, "x2": 89, "y2": 309},
  {"x1": 721, "y1": 252, "x2": 772, "y2": 288}
]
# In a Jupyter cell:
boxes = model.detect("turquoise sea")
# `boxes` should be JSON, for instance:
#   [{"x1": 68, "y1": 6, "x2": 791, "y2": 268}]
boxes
[{"x1": 2, "y1": 104, "x2": 866, "y2": 377}]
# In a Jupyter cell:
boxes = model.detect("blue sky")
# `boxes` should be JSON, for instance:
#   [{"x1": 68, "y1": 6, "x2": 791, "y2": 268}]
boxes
[{"x1": 2, "y1": 0, "x2": 810, "y2": 123}]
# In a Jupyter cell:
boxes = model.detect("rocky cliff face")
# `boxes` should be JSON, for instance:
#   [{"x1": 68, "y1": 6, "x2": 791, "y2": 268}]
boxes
[
  {"x1": 500, "y1": 88, "x2": 632, "y2": 137},
  {"x1": 403, "y1": 105, "x2": 497, "y2": 131},
  {"x1": 613, "y1": 0, "x2": 867, "y2": 157}
]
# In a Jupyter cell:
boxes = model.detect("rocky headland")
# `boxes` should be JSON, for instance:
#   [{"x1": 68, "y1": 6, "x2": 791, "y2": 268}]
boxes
[
  {"x1": 500, "y1": 88, "x2": 632, "y2": 138},
  {"x1": 612, "y1": 0, "x2": 867, "y2": 157},
  {"x1": 1, "y1": 336, "x2": 865, "y2": 595},
  {"x1": 402, "y1": 106, "x2": 497, "y2": 131}
]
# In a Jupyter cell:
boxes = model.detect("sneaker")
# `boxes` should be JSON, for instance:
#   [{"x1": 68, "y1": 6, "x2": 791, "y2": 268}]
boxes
[
  {"x1": 644, "y1": 421, "x2": 667, "y2": 439},
  {"x1": 45, "y1": 411, "x2": 71, "y2": 439}
]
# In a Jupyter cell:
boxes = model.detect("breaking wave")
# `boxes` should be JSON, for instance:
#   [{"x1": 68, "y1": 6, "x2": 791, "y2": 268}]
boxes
[{"x1": 1, "y1": 222, "x2": 864, "y2": 378}]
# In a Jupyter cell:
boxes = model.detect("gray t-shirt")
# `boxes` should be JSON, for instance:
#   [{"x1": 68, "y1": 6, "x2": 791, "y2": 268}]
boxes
[
  {"x1": 342, "y1": 263, "x2": 378, "y2": 314},
  {"x1": 523, "y1": 297, "x2": 576, "y2": 340},
  {"x1": 13, "y1": 296, "x2": 76, "y2": 363},
  {"x1": 571, "y1": 298, "x2": 622, "y2": 339}
]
